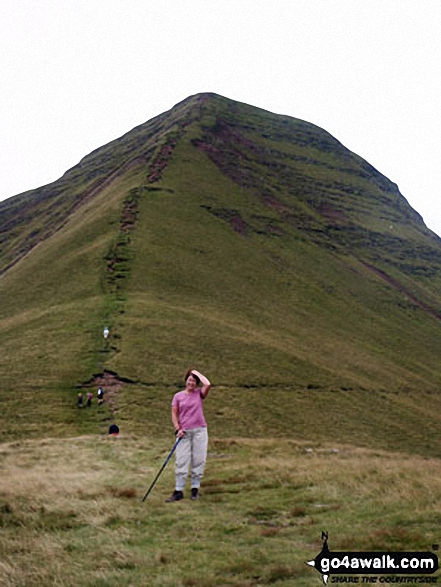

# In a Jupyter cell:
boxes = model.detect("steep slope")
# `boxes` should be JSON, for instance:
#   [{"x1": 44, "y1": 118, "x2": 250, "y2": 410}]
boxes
[
  {"x1": 0, "y1": 97, "x2": 199, "y2": 275},
  {"x1": 1, "y1": 93, "x2": 441, "y2": 452},
  {"x1": 103, "y1": 94, "x2": 441, "y2": 387}
]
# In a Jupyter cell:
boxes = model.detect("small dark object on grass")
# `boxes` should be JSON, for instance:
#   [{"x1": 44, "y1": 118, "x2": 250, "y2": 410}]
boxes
[
  {"x1": 107, "y1": 487, "x2": 137, "y2": 499},
  {"x1": 109, "y1": 423, "x2": 119, "y2": 436}
]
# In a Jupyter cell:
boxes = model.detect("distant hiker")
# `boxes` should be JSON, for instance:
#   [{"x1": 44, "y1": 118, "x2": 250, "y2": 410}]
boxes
[
  {"x1": 109, "y1": 423, "x2": 119, "y2": 436},
  {"x1": 97, "y1": 388, "x2": 104, "y2": 405},
  {"x1": 77, "y1": 393, "x2": 83, "y2": 408},
  {"x1": 86, "y1": 391, "x2": 93, "y2": 407},
  {"x1": 166, "y1": 369, "x2": 211, "y2": 502},
  {"x1": 103, "y1": 327, "x2": 109, "y2": 339}
]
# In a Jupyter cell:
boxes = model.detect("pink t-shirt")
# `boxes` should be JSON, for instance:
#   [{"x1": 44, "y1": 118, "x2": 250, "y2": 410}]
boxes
[{"x1": 172, "y1": 389, "x2": 207, "y2": 430}]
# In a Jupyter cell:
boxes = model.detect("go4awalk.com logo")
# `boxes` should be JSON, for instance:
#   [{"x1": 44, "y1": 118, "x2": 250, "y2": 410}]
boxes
[{"x1": 307, "y1": 533, "x2": 439, "y2": 585}]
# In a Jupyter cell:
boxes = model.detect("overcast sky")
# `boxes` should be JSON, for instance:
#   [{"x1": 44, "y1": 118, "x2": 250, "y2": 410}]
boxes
[{"x1": 2, "y1": 0, "x2": 440, "y2": 236}]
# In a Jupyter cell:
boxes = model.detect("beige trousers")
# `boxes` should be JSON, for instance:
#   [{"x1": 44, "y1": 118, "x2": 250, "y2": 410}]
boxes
[{"x1": 175, "y1": 427, "x2": 208, "y2": 491}]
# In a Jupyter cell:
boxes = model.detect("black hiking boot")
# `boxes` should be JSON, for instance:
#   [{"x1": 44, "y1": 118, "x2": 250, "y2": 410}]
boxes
[
  {"x1": 191, "y1": 488, "x2": 199, "y2": 500},
  {"x1": 165, "y1": 490, "x2": 184, "y2": 503}
]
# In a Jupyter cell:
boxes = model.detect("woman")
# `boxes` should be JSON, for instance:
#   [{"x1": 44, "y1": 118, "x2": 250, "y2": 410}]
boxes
[{"x1": 166, "y1": 369, "x2": 211, "y2": 502}]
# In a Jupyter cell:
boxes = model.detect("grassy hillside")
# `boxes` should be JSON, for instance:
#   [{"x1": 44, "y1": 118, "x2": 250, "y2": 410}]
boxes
[
  {"x1": 1, "y1": 92, "x2": 441, "y2": 587},
  {"x1": 1, "y1": 93, "x2": 441, "y2": 452}
]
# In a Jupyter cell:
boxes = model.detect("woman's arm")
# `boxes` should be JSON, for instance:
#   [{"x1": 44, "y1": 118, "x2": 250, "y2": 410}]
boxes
[
  {"x1": 172, "y1": 405, "x2": 185, "y2": 438},
  {"x1": 192, "y1": 370, "x2": 211, "y2": 399}
]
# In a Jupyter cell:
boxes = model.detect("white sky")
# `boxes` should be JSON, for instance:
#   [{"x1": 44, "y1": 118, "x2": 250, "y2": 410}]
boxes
[{"x1": 1, "y1": 0, "x2": 440, "y2": 236}]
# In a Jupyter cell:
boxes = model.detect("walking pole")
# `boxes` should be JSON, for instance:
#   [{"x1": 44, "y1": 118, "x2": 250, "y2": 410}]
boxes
[{"x1": 141, "y1": 437, "x2": 181, "y2": 502}]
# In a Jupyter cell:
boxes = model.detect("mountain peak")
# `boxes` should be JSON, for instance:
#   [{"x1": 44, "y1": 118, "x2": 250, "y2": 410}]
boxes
[{"x1": 2, "y1": 95, "x2": 441, "y2": 447}]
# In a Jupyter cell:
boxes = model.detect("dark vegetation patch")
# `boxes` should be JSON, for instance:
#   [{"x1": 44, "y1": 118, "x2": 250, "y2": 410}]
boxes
[
  {"x1": 145, "y1": 114, "x2": 193, "y2": 184},
  {"x1": 247, "y1": 506, "x2": 281, "y2": 521},
  {"x1": 361, "y1": 260, "x2": 441, "y2": 321},
  {"x1": 289, "y1": 506, "x2": 307, "y2": 517},
  {"x1": 147, "y1": 137, "x2": 178, "y2": 183},
  {"x1": 106, "y1": 486, "x2": 138, "y2": 499},
  {"x1": 105, "y1": 187, "x2": 143, "y2": 298},
  {"x1": 0, "y1": 504, "x2": 83, "y2": 532},
  {"x1": 80, "y1": 369, "x2": 135, "y2": 388},
  {"x1": 201, "y1": 206, "x2": 251, "y2": 236},
  {"x1": 339, "y1": 527, "x2": 425, "y2": 551},
  {"x1": 201, "y1": 206, "x2": 284, "y2": 238}
]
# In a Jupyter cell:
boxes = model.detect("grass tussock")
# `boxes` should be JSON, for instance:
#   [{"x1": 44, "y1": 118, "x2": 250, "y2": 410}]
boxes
[{"x1": 0, "y1": 435, "x2": 440, "y2": 586}]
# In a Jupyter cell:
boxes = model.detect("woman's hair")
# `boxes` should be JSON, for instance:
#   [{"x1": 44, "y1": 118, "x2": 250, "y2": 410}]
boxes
[{"x1": 185, "y1": 369, "x2": 200, "y2": 385}]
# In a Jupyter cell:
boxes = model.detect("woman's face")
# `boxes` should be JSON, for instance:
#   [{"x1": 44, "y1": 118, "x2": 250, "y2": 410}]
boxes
[{"x1": 186, "y1": 374, "x2": 198, "y2": 391}]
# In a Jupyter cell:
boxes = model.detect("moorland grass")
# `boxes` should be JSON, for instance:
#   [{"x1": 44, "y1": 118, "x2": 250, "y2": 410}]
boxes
[
  {"x1": 0, "y1": 435, "x2": 440, "y2": 587},
  {"x1": 105, "y1": 382, "x2": 441, "y2": 459}
]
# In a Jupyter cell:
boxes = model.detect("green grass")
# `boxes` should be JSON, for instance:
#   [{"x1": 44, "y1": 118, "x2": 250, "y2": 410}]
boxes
[
  {"x1": 96, "y1": 382, "x2": 441, "y2": 458},
  {"x1": 103, "y1": 136, "x2": 441, "y2": 395},
  {"x1": 1, "y1": 435, "x2": 440, "y2": 587},
  {"x1": 1, "y1": 92, "x2": 441, "y2": 445},
  {"x1": 2, "y1": 94, "x2": 441, "y2": 586}
]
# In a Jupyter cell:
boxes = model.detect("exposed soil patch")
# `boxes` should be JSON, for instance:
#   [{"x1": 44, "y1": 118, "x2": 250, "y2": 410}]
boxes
[
  {"x1": 263, "y1": 195, "x2": 290, "y2": 214},
  {"x1": 211, "y1": 119, "x2": 261, "y2": 152},
  {"x1": 201, "y1": 206, "x2": 250, "y2": 236},
  {"x1": 317, "y1": 202, "x2": 348, "y2": 222},
  {"x1": 147, "y1": 138, "x2": 178, "y2": 183},
  {"x1": 145, "y1": 115, "x2": 194, "y2": 183},
  {"x1": 361, "y1": 260, "x2": 441, "y2": 321},
  {"x1": 79, "y1": 370, "x2": 135, "y2": 409},
  {"x1": 193, "y1": 135, "x2": 254, "y2": 189},
  {"x1": 120, "y1": 195, "x2": 139, "y2": 233}
]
